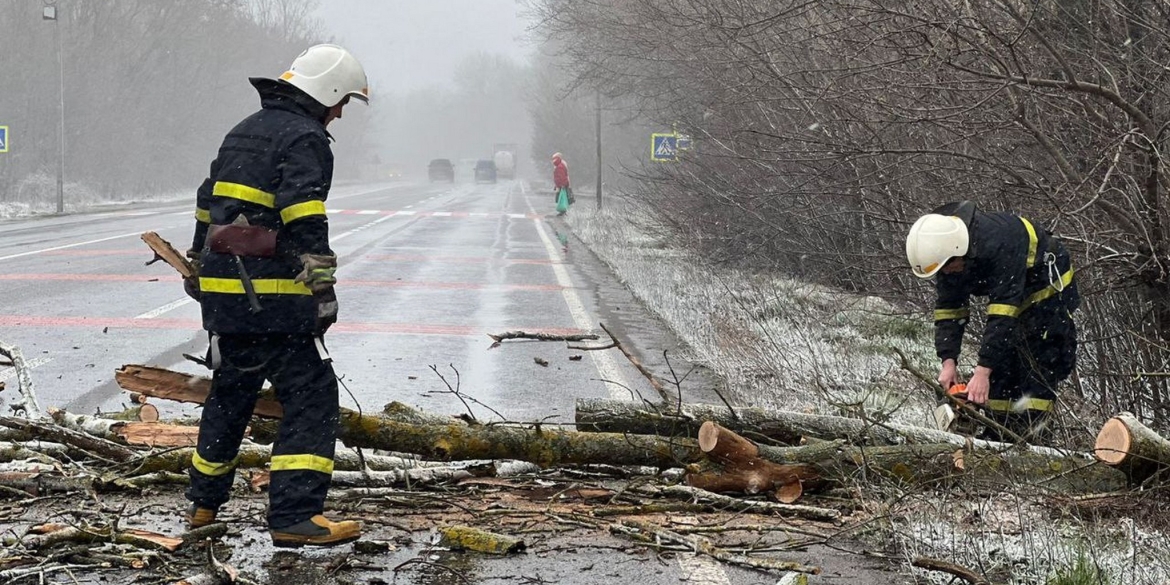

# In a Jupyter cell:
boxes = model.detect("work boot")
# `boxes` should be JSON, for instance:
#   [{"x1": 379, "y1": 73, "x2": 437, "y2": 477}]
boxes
[
  {"x1": 270, "y1": 515, "x2": 362, "y2": 548},
  {"x1": 186, "y1": 505, "x2": 218, "y2": 529}
]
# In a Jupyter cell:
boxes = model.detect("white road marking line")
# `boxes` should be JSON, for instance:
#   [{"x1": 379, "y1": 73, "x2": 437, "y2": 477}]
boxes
[
  {"x1": 357, "y1": 210, "x2": 380, "y2": 215},
  {"x1": 0, "y1": 230, "x2": 146, "y2": 262},
  {"x1": 404, "y1": 204, "x2": 414, "y2": 209},
  {"x1": 507, "y1": 213, "x2": 526, "y2": 219},
  {"x1": 395, "y1": 210, "x2": 416, "y2": 216},
  {"x1": 0, "y1": 357, "x2": 53, "y2": 382},
  {"x1": 136, "y1": 298, "x2": 195, "y2": 319},
  {"x1": 431, "y1": 212, "x2": 452, "y2": 217},
  {"x1": 333, "y1": 213, "x2": 400, "y2": 243},
  {"x1": 526, "y1": 197, "x2": 629, "y2": 401}
]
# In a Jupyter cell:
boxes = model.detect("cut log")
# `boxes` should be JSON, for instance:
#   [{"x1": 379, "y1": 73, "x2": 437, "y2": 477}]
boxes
[
  {"x1": 690, "y1": 422, "x2": 820, "y2": 499},
  {"x1": 576, "y1": 397, "x2": 1076, "y2": 458},
  {"x1": 116, "y1": 422, "x2": 201, "y2": 448},
  {"x1": 115, "y1": 365, "x2": 284, "y2": 418},
  {"x1": 1094, "y1": 412, "x2": 1170, "y2": 484}
]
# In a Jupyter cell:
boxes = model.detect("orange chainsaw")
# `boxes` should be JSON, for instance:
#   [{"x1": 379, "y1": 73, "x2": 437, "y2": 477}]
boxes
[{"x1": 932, "y1": 383, "x2": 981, "y2": 434}]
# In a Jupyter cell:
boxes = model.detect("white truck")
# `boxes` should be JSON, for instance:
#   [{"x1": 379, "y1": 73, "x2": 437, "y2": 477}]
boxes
[{"x1": 492, "y1": 143, "x2": 517, "y2": 180}]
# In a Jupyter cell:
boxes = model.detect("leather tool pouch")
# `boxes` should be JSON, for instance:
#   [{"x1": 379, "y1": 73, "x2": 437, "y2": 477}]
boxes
[{"x1": 208, "y1": 224, "x2": 278, "y2": 258}]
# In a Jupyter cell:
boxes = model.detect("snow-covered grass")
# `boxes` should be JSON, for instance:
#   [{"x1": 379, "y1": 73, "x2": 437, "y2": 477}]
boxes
[
  {"x1": 566, "y1": 196, "x2": 938, "y2": 425},
  {"x1": 0, "y1": 172, "x2": 186, "y2": 219},
  {"x1": 564, "y1": 195, "x2": 1170, "y2": 584}
]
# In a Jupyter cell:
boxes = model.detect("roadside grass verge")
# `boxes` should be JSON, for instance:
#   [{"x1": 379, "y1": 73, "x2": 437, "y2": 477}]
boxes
[{"x1": 564, "y1": 195, "x2": 1170, "y2": 584}]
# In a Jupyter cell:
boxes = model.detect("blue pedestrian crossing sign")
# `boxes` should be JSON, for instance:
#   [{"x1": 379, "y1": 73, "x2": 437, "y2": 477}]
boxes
[
  {"x1": 0, "y1": 126, "x2": 8, "y2": 153},
  {"x1": 651, "y1": 133, "x2": 678, "y2": 162}
]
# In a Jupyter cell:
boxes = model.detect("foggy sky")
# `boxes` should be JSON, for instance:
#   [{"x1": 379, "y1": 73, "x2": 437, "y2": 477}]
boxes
[{"x1": 315, "y1": 0, "x2": 533, "y2": 93}]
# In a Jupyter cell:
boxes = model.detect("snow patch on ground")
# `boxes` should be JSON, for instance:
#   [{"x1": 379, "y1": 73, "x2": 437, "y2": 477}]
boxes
[
  {"x1": 565, "y1": 197, "x2": 937, "y2": 426},
  {"x1": 0, "y1": 172, "x2": 186, "y2": 219}
]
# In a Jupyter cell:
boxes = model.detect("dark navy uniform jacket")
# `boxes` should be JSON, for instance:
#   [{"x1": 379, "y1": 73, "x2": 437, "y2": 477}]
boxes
[
  {"x1": 933, "y1": 210, "x2": 1079, "y2": 370},
  {"x1": 191, "y1": 78, "x2": 334, "y2": 335}
]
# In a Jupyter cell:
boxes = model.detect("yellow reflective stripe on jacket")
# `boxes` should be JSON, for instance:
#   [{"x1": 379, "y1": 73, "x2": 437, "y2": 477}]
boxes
[
  {"x1": 934, "y1": 308, "x2": 970, "y2": 321},
  {"x1": 985, "y1": 397, "x2": 1053, "y2": 412},
  {"x1": 280, "y1": 200, "x2": 327, "y2": 224},
  {"x1": 198, "y1": 277, "x2": 312, "y2": 296},
  {"x1": 212, "y1": 181, "x2": 276, "y2": 208},
  {"x1": 987, "y1": 303, "x2": 1021, "y2": 318},
  {"x1": 195, "y1": 207, "x2": 211, "y2": 223},
  {"x1": 1021, "y1": 268, "x2": 1074, "y2": 311},
  {"x1": 1020, "y1": 217, "x2": 1038, "y2": 268},
  {"x1": 192, "y1": 451, "x2": 237, "y2": 476},
  {"x1": 270, "y1": 454, "x2": 334, "y2": 475}
]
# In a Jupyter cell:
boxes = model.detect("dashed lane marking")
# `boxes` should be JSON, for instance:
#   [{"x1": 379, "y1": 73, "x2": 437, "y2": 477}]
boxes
[
  {"x1": 135, "y1": 298, "x2": 195, "y2": 319},
  {"x1": 0, "y1": 357, "x2": 53, "y2": 383}
]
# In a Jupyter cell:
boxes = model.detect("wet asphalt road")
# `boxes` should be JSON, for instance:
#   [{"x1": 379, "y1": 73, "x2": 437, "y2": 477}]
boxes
[
  {"x1": 0, "y1": 179, "x2": 904, "y2": 583},
  {"x1": 0, "y1": 179, "x2": 701, "y2": 420}
]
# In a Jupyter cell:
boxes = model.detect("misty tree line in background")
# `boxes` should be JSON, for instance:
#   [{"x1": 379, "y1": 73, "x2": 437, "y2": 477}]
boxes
[
  {"x1": 527, "y1": 0, "x2": 1170, "y2": 427},
  {"x1": 0, "y1": 0, "x2": 373, "y2": 209}
]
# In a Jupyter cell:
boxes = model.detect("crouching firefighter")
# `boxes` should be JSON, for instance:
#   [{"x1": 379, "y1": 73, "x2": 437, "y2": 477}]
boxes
[
  {"x1": 905, "y1": 201, "x2": 1079, "y2": 443},
  {"x1": 181, "y1": 44, "x2": 368, "y2": 548}
]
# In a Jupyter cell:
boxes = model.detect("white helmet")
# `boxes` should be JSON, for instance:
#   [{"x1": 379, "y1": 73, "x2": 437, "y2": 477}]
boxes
[
  {"x1": 280, "y1": 44, "x2": 369, "y2": 107},
  {"x1": 906, "y1": 213, "x2": 969, "y2": 278}
]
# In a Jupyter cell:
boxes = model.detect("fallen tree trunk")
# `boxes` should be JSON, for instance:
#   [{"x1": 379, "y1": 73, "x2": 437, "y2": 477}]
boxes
[
  {"x1": 576, "y1": 398, "x2": 1076, "y2": 458},
  {"x1": 117, "y1": 366, "x2": 1125, "y2": 490},
  {"x1": 1095, "y1": 412, "x2": 1170, "y2": 484},
  {"x1": 744, "y1": 427, "x2": 1126, "y2": 494},
  {"x1": 118, "y1": 365, "x2": 700, "y2": 467}
]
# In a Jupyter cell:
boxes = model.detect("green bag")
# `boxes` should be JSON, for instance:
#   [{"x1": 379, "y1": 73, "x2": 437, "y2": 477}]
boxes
[{"x1": 556, "y1": 187, "x2": 570, "y2": 214}]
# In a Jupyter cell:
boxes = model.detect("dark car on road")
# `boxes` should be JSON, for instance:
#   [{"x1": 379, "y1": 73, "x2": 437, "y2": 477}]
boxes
[
  {"x1": 428, "y1": 158, "x2": 455, "y2": 182},
  {"x1": 474, "y1": 159, "x2": 497, "y2": 184}
]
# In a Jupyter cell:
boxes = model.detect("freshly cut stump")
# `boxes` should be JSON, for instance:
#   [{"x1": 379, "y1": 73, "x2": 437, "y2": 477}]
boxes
[{"x1": 1094, "y1": 412, "x2": 1170, "y2": 484}]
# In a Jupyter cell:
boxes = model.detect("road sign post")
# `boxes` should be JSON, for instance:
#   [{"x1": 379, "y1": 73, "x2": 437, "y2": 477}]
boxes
[
  {"x1": 0, "y1": 126, "x2": 8, "y2": 153},
  {"x1": 651, "y1": 133, "x2": 678, "y2": 163}
]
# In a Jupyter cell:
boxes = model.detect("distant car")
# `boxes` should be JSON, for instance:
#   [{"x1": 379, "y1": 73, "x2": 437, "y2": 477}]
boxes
[
  {"x1": 428, "y1": 159, "x2": 455, "y2": 182},
  {"x1": 474, "y1": 160, "x2": 497, "y2": 184}
]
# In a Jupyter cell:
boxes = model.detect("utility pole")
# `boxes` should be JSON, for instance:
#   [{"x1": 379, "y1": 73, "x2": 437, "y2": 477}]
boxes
[
  {"x1": 44, "y1": 2, "x2": 65, "y2": 214},
  {"x1": 595, "y1": 89, "x2": 602, "y2": 209}
]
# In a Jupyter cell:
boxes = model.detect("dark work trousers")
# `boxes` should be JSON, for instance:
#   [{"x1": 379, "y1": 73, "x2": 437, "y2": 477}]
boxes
[
  {"x1": 982, "y1": 303, "x2": 1077, "y2": 442},
  {"x1": 186, "y1": 334, "x2": 339, "y2": 529}
]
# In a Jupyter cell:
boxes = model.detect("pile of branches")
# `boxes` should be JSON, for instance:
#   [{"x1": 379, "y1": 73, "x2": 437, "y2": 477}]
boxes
[{"x1": 3, "y1": 334, "x2": 1167, "y2": 583}]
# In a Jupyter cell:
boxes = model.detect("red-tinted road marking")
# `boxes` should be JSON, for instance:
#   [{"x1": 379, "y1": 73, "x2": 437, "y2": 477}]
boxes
[
  {"x1": 0, "y1": 274, "x2": 564, "y2": 291},
  {"x1": 0, "y1": 315, "x2": 583, "y2": 337}
]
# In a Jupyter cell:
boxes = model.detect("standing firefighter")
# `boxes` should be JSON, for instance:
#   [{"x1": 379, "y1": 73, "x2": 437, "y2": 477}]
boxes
[
  {"x1": 906, "y1": 201, "x2": 1079, "y2": 442},
  {"x1": 183, "y1": 44, "x2": 368, "y2": 547},
  {"x1": 552, "y1": 152, "x2": 572, "y2": 213}
]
